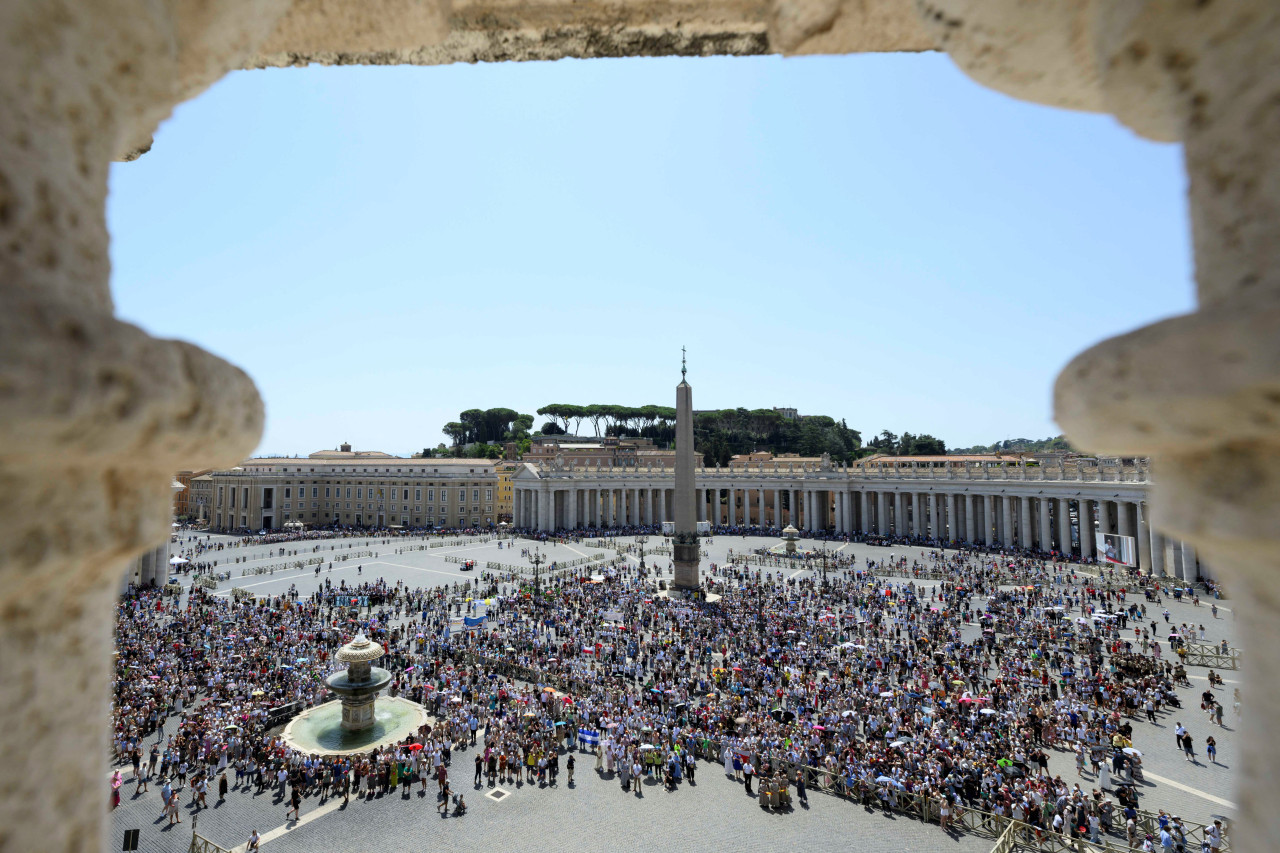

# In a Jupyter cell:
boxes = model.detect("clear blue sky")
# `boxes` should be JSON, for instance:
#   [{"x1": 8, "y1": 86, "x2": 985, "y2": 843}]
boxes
[{"x1": 107, "y1": 52, "x2": 1193, "y2": 458}]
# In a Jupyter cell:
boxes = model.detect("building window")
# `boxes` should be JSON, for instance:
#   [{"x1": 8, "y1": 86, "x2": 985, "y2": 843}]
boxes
[
  {"x1": 312, "y1": 487, "x2": 318, "y2": 498},
  {"x1": 428, "y1": 489, "x2": 434, "y2": 502},
  {"x1": 415, "y1": 489, "x2": 421, "y2": 501},
  {"x1": 485, "y1": 489, "x2": 492, "y2": 501},
  {"x1": 284, "y1": 487, "x2": 291, "y2": 499},
  {"x1": 458, "y1": 489, "x2": 465, "y2": 502},
  {"x1": 357, "y1": 488, "x2": 363, "y2": 499}
]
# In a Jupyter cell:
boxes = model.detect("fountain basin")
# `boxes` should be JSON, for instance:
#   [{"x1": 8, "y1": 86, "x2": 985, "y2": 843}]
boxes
[
  {"x1": 325, "y1": 666, "x2": 393, "y2": 696},
  {"x1": 281, "y1": 696, "x2": 429, "y2": 756}
]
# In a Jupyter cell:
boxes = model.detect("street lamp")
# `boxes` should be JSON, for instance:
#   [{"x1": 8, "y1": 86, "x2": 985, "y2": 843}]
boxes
[
  {"x1": 814, "y1": 546, "x2": 832, "y2": 591},
  {"x1": 636, "y1": 535, "x2": 649, "y2": 570},
  {"x1": 527, "y1": 547, "x2": 546, "y2": 592}
]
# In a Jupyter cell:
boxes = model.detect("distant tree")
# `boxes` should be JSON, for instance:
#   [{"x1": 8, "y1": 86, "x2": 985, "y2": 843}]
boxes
[
  {"x1": 868, "y1": 430, "x2": 899, "y2": 455},
  {"x1": 584, "y1": 405, "x2": 608, "y2": 436},
  {"x1": 509, "y1": 413, "x2": 535, "y2": 441},
  {"x1": 442, "y1": 422, "x2": 467, "y2": 447},
  {"x1": 539, "y1": 421, "x2": 566, "y2": 435}
]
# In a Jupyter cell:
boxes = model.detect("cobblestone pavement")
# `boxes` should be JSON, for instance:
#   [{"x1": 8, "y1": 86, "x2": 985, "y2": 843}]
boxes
[
  {"x1": 126, "y1": 531, "x2": 1242, "y2": 850},
  {"x1": 110, "y1": 742, "x2": 995, "y2": 853}
]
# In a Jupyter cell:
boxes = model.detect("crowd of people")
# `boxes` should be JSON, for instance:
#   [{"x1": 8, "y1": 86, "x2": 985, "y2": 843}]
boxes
[{"x1": 113, "y1": 530, "x2": 1233, "y2": 851}]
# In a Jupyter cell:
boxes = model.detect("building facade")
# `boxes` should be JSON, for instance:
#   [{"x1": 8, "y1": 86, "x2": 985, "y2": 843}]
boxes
[
  {"x1": 522, "y1": 435, "x2": 675, "y2": 468},
  {"x1": 204, "y1": 447, "x2": 498, "y2": 532},
  {"x1": 512, "y1": 453, "x2": 1207, "y2": 581},
  {"x1": 492, "y1": 461, "x2": 518, "y2": 523}
]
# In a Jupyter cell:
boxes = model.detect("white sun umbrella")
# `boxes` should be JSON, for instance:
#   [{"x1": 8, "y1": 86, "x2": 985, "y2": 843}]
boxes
[
  {"x1": 169, "y1": 555, "x2": 188, "y2": 565},
  {"x1": 1122, "y1": 747, "x2": 1142, "y2": 757},
  {"x1": 879, "y1": 691, "x2": 894, "y2": 698},
  {"x1": 979, "y1": 708, "x2": 998, "y2": 715}
]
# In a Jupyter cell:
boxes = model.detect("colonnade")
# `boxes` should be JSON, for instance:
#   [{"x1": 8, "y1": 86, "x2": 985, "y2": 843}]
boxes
[{"x1": 512, "y1": 480, "x2": 1205, "y2": 581}]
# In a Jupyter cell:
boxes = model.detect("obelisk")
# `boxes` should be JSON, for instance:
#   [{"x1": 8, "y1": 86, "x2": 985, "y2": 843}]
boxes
[{"x1": 672, "y1": 347, "x2": 700, "y2": 590}]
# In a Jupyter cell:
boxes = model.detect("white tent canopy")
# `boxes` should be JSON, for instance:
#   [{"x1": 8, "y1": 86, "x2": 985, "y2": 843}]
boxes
[{"x1": 169, "y1": 555, "x2": 188, "y2": 565}]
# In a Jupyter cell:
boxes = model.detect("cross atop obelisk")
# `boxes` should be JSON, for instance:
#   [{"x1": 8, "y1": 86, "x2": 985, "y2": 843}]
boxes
[{"x1": 672, "y1": 346, "x2": 699, "y2": 590}]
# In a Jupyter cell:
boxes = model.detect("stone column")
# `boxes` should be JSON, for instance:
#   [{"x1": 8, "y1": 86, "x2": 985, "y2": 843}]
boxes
[
  {"x1": 728, "y1": 488, "x2": 736, "y2": 527},
  {"x1": 759, "y1": 488, "x2": 767, "y2": 529},
  {"x1": 1000, "y1": 497, "x2": 1014, "y2": 547},
  {"x1": 1038, "y1": 498, "x2": 1053, "y2": 552},
  {"x1": 1181, "y1": 542, "x2": 1198, "y2": 582},
  {"x1": 944, "y1": 493, "x2": 956, "y2": 543},
  {"x1": 982, "y1": 495, "x2": 994, "y2": 546},
  {"x1": 1150, "y1": 530, "x2": 1167, "y2": 576},
  {"x1": 1057, "y1": 498, "x2": 1073, "y2": 557},
  {"x1": 877, "y1": 492, "x2": 889, "y2": 535},
  {"x1": 1078, "y1": 501, "x2": 1095, "y2": 561},
  {"x1": 1136, "y1": 502, "x2": 1152, "y2": 572},
  {"x1": 1097, "y1": 500, "x2": 1112, "y2": 544},
  {"x1": 657, "y1": 487, "x2": 666, "y2": 525},
  {"x1": 861, "y1": 491, "x2": 871, "y2": 534},
  {"x1": 964, "y1": 495, "x2": 976, "y2": 543},
  {"x1": 1118, "y1": 501, "x2": 1135, "y2": 539},
  {"x1": 1019, "y1": 497, "x2": 1032, "y2": 550}
]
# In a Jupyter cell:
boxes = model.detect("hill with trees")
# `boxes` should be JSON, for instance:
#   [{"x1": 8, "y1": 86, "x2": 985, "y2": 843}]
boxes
[
  {"x1": 949, "y1": 435, "x2": 1075, "y2": 454},
  {"x1": 427, "y1": 404, "x2": 989, "y2": 465}
]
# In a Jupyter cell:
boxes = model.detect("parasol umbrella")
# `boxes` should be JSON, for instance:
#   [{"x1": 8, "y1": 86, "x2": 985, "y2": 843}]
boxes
[
  {"x1": 407, "y1": 743, "x2": 423, "y2": 752},
  {"x1": 879, "y1": 691, "x2": 894, "y2": 698},
  {"x1": 522, "y1": 712, "x2": 536, "y2": 718},
  {"x1": 889, "y1": 740, "x2": 907, "y2": 748},
  {"x1": 1122, "y1": 747, "x2": 1142, "y2": 757},
  {"x1": 769, "y1": 708, "x2": 795, "y2": 722},
  {"x1": 149, "y1": 675, "x2": 160, "y2": 681},
  {"x1": 605, "y1": 722, "x2": 619, "y2": 729},
  {"x1": 979, "y1": 708, "x2": 997, "y2": 715},
  {"x1": 543, "y1": 687, "x2": 556, "y2": 693},
  {"x1": 251, "y1": 690, "x2": 265, "y2": 697},
  {"x1": 840, "y1": 710, "x2": 856, "y2": 718},
  {"x1": 639, "y1": 744, "x2": 657, "y2": 751},
  {"x1": 224, "y1": 724, "x2": 240, "y2": 731},
  {"x1": 219, "y1": 702, "x2": 233, "y2": 708}
]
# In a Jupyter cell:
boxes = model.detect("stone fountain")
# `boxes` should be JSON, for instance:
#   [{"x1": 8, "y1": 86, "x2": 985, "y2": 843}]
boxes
[
  {"x1": 281, "y1": 633, "x2": 428, "y2": 755},
  {"x1": 325, "y1": 633, "x2": 392, "y2": 731}
]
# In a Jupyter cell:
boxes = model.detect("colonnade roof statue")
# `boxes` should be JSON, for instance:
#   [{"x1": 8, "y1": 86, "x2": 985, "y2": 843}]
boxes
[{"x1": 3, "y1": 1, "x2": 1279, "y2": 851}]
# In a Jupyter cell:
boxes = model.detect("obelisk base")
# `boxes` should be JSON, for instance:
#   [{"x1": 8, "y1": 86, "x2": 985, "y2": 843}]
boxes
[{"x1": 672, "y1": 541, "x2": 700, "y2": 590}]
